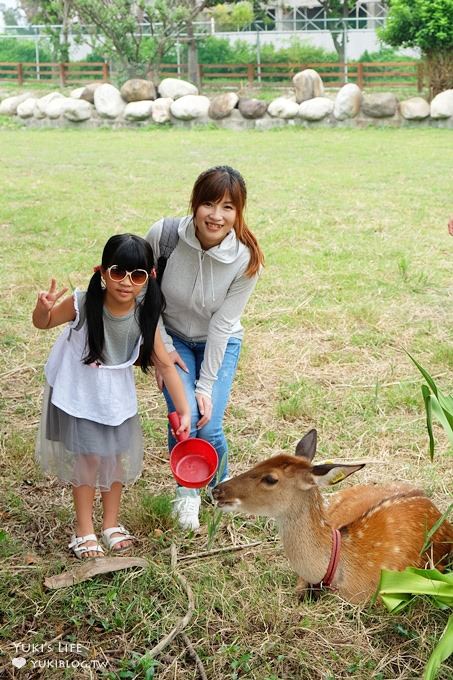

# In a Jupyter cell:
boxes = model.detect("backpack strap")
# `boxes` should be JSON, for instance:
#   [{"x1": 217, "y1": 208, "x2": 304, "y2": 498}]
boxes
[{"x1": 156, "y1": 217, "x2": 180, "y2": 285}]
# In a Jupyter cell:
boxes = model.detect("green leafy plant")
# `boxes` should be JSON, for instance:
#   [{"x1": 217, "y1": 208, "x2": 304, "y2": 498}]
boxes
[
  {"x1": 407, "y1": 352, "x2": 453, "y2": 459},
  {"x1": 376, "y1": 354, "x2": 452, "y2": 679},
  {"x1": 377, "y1": 568, "x2": 453, "y2": 680}
]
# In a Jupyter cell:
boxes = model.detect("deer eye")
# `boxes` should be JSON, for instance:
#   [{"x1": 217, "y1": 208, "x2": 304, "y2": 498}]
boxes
[{"x1": 262, "y1": 474, "x2": 278, "y2": 486}]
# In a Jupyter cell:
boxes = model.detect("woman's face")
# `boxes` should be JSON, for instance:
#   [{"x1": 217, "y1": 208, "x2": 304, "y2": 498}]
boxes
[{"x1": 194, "y1": 193, "x2": 237, "y2": 250}]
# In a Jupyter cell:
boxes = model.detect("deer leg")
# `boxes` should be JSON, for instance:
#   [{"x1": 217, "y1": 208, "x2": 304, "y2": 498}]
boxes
[{"x1": 295, "y1": 576, "x2": 311, "y2": 599}]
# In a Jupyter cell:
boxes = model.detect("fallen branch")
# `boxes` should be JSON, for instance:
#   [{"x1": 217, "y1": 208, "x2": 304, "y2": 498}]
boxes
[
  {"x1": 44, "y1": 557, "x2": 148, "y2": 589},
  {"x1": 0, "y1": 365, "x2": 37, "y2": 380},
  {"x1": 181, "y1": 633, "x2": 208, "y2": 680},
  {"x1": 144, "y1": 544, "x2": 194, "y2": 658},
  {"x1": 178, "y1": 540, "x2": 272, "y2": 562}
]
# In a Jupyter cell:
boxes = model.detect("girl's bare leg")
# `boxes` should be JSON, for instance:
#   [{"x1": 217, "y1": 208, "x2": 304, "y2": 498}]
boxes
[
  {"x1": 101, "y1": 482, "x2": 133, "y2": 551},
  {"x1": 72, "y1": 485, "x2": 99, "y2": 558}
]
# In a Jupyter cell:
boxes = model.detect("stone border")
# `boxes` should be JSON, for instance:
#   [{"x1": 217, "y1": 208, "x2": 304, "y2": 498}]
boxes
[{"x1": 1, "y1": 76, "x2": 452, "y2": 130}]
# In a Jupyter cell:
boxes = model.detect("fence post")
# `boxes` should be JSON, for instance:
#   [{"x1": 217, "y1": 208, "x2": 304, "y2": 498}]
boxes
[
  {"x1": 247, "y1": 63, "x2": 255, "y2": 84},
  {"x1": 102, "y1": 62, "x2": 109, "y2": 82},
  {"x1": 417, "y1": 62, "x2": 424, "y2": 93},
  {"x1": 17, "y1": 62, "x2": 24, "y2": 86},
  {"x1": 198, "y1": 63, "x2": 203, "y2": 87},
  {"x1": 59, "y1": 63, "x2": 66, "y2": 87},
  {"x1": 357, "y1": 62, "x2": 364, "y2": 89}
]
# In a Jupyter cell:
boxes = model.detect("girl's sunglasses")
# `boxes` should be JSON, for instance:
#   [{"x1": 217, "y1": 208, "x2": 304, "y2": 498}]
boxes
[{"x1": 107, "y1": 265, "x2": 149, "y2": 286}]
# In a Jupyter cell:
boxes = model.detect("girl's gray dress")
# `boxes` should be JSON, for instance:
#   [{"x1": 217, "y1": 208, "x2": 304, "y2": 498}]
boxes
[{"x1": 36, "y1": 291, "x2": 143, "y2": 491}]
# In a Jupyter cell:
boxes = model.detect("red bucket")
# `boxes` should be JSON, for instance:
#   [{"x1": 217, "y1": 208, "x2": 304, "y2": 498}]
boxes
[{"x1": 168, "y1": 412, "x2": 218, "y2": 489}]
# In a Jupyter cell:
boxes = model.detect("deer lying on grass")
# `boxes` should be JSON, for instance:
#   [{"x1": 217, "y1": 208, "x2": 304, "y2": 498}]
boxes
[{"x1": 212, "y1": 430, "x2": 452, "y2": 603}]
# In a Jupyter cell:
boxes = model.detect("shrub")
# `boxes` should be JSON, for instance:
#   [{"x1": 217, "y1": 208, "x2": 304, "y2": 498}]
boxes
[
  {"x1": 0, "y1": 38, "x2": 52, "y2": 63},
  {"x1": 197, "y1": 36, "x2": 255, "y2": 64},
  {"x1": 260, "y1": 39, "x2": 337, "y2": 64},
  {"x1": 359, "y1": 47, "x2": 417, "y2": 62}
]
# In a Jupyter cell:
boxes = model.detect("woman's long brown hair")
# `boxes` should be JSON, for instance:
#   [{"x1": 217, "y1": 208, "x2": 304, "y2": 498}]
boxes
[{"x1": 190, "y1": 166, "x2": 264, "y2": 277}]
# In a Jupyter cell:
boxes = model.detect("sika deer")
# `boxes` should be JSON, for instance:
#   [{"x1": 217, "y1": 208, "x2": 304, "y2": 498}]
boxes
[{"x1": 212, "y1": 430, "x2": 452, "y2": 603}]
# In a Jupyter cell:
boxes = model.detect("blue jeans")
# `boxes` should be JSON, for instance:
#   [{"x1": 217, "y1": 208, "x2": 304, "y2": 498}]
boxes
[{"x1": 163, "y1": 334, "x2": 242, "y2": 488}]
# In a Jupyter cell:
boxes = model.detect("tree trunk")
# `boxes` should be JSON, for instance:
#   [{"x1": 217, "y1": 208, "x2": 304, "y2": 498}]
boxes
[
  {"x1": 425, "y1": 50, "x2": 453, "y2": 99},
  {"x1": 321, "y1": 1, "x2": 350, "y2": 66},
  {"x1": 186, "y1": 21, "x2": 200, "y2": 88},
  {"x1": 60, "y1": 0, "x2": 71, "y2": 63}
]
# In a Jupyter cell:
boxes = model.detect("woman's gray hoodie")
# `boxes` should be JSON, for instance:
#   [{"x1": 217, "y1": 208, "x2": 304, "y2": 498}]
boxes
[{"x1": 146, "y1": 216, "x2": 259, "y2": 399}]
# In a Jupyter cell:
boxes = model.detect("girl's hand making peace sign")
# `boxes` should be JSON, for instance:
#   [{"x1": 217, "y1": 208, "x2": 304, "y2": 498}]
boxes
[
  {"x1": 32, "y1": 279, "x2": 75, "y2": 330},
  {"x1": 37, "y1": 278, "x2": 68, "y2": 312}
]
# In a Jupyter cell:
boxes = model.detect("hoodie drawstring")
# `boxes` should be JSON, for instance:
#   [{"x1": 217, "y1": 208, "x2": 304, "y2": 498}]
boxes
[
  {"x1": 197, "y1": 251, "x2": 215, "y2": 308},
  {"x1": 210, "y1": 259, "x2": 216, "y2": 303},
  {"x1": 197, "y1": 251, "x2": 205, "y2": 308}
]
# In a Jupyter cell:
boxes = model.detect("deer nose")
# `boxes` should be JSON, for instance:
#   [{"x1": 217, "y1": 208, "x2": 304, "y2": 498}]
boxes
[{"x1": 212, "y1": 487, "x2": 222, "y2": 500}]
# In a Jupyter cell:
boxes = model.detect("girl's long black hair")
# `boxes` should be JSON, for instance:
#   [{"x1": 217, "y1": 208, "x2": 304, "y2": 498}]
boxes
[{"x1": 83, "y1": 234, "x2": 164, "y2": 373}]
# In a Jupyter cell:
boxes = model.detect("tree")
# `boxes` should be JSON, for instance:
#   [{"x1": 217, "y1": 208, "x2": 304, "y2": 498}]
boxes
[
  {"x1": 379, "y1": 0, "x2": 453, "y2": 96},
  {"x1": 73, "y1": 0, "x2": 196, "y2": 81},
  {"x1": 318, "y1": 1, "x2": 356, "y2": 63},
  {"x1": 20, "y1": 0, "x2": 74, "y2": 61},
  {"x1": 209, "y1": 1, "x2": 253, "y2": 31}
]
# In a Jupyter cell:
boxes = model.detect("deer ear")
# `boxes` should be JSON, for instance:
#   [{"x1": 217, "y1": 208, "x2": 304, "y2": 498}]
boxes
[
  {"x1": 295, "y1": 429, "x2": 317, "y2": 462},
  {"x1": 311, "y1": 463, "x2": 365, "y2": 487}
]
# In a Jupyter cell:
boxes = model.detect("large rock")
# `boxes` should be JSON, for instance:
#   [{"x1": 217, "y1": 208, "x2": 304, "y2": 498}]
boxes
[
  {"x1": 80, "y1": 82, "x2": 103, "y2": 104},
  {"x1": 16, "y1": 97, "x2": 38, "y2": 118},
  {"x1": 158, "y1": 77, "x2": 198, "y2": 99},
  {"x1": 34, "y1": 92, "x2": 65, "y2": 119},
  {"x1": 334, "y1": 83, "x2": 362, "y2": 120},
  {"x1": 430, "y1": 89, "x2": 453, "y2": 119},
  {"x1": 361, "y1": 92, "x2": 398, "y2": 118},
  {"x1": 0, "y1": 92, "x2": 32, "y2": 115},
  {"x1": 267, "y1": 96, "x2": 299, "y2": 119},
  {"x1": 238, "y1": 98, "x2": 268, "y2": 119},
  {"x1": 208, "y1": 92, "x2": 239, "y2": 119},
  {"x1": 170, "y1": 95, "x2": 210, "y2": 120},
  {"x1": 46, "y1": 96, "x2": 69, "y2": 118},
  {"x1": 70, "y1": 87, "x2": 85, "y2": 99},
  {"x1": 399, "y1": 97, "x2": 430, "y2": 120},
  {"x1": 64, "y1": 98, "x2": 93, "y2": 122},
  {"x1": 124, "y1": 100, "x2": 153, "y2": 121},
  {"x1": 120, "y1": 78, "x2": 156, "y2": 102},
  {"x1": 299, "y1": 97, "x2": 333, "y2": 121},
  {"x1": 151, "y1": 97, "x2": 173, "y2": 123},
  {"x1": 293, "y1": 69, "x2": 324, "y2": 103},
  {"x1": 94, "y1": 84, "x2": 125, "y2": 119}
]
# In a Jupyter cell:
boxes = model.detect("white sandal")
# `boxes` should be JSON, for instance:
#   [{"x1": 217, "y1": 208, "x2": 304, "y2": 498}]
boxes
[
  {"x1": 101, "y1": 525, "x2": 136, "y2": 552},
  {"x1": 68, "y1": 533, "x2": 105, "y2": 559}
]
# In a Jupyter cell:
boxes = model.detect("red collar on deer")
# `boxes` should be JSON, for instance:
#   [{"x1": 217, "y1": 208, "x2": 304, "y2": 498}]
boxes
[{"x1": 312, "y1": 528, "x2": 341, "y2": 589}]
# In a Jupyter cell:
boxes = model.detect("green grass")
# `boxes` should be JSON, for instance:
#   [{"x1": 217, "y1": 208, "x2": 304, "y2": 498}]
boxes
[{"x1": 0, "y1": 126, "x2": 452, "y2": 679}]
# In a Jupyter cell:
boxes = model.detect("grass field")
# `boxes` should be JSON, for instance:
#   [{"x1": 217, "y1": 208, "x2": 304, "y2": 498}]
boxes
[{"x1": 0, "y1": 126, "x2": 452, "y2": 679}]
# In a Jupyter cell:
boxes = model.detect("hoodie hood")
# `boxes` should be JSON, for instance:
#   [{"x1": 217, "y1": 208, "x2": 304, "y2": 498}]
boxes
[{"x1": 178, "y1": 216, "x2": 248, "y2": 264}]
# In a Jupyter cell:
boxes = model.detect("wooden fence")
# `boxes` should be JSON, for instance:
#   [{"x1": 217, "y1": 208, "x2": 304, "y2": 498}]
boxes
[
  {"x1": 0, "y1": 61, "x2": 109, "y2": 86},
  {"x1": 0, "y1": 60, "x2": 425, "y2": 91},
  {"x1": 160, "y1": 61, "x2": 425, "y2": 91}
]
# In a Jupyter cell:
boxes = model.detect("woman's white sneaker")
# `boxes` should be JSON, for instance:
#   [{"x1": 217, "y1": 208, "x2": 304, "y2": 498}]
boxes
[{"x1": 172, "y1": 488, "x2": 201, "y2": 530}]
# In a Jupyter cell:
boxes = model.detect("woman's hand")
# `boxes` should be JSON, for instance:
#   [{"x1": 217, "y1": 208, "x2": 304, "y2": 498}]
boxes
[
  {"x1": 195, "y1": 393, "x2": 212, "y2": 428},
  {"x1": 174, "y1": 412, "x2": 191, "y2": 438},
  {"x1": 155, "y1": 350, "x2": 188, "y2": 391}
]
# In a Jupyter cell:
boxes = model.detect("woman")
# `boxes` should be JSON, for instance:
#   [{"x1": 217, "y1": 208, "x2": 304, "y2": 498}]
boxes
[{"x1": 146, "y1": 166, "x2": 264, "y2": 530}]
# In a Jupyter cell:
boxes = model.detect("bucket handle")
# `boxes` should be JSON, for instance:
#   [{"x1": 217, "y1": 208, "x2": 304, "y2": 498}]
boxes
[{"x1": 168, "y1": 411, "x2": 189, "y2": 442}]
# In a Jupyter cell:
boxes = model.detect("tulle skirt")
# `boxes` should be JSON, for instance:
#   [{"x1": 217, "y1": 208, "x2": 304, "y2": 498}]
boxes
[{"x1": 35, "y1": 383, "x2": 143, "y2": 491}]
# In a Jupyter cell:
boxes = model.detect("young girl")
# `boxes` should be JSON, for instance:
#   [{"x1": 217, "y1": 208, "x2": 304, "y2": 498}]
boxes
[{"x1": 33, "y1": 234, "x2": 190, "y2": 559}]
